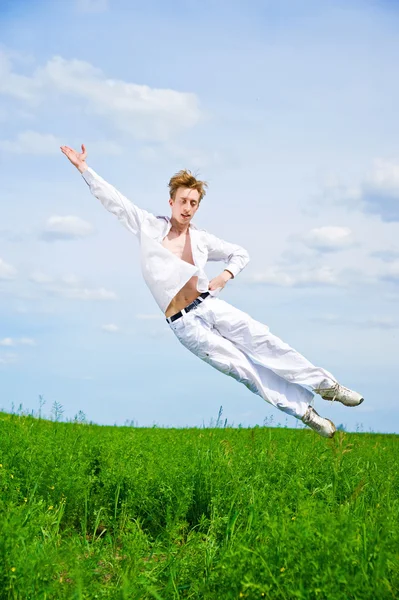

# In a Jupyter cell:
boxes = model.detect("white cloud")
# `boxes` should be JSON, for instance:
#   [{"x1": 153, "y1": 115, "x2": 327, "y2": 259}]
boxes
[
  {"x1": 60, "y1": 274, "x2": 81, "y2": 286},
  {"x1": 322, "y1": 180, "x2": 363, "y2": 210},
  {"x1": 250, "y1": 260, "x2": 394, "y2": 290},
  {"x1": 101, "y1": 323, "x2": 120, "y2": 333},
  {"x1": 40, "y1": 215, "x2": 94, "y2": 241},
  {"x1": 324, "y1": 159, "x2": 399, "y2": 222},
  {"x1": 0, "y1": 227, "x2": 31, "y2": 243},
  {"x1": 0, "y1": 337, "x2": 36, "y2": 347},
  {"x1": 20, "y1": 337, "x2": 36, "y2": 346},
  {"x1": 30, "y1": 270, "x2": 118, "y2": 300},
  {"x1": 367, "y1": 159, "x2": 399, "y2": 191},
  {"x1": 0, "y1": 131, "x2": 60, "y2": 155},
  {"x1": 371, "y1": 248, "x2": 399, "y2": 262},
  {"x1": 248, "y1": 265, "x2": 339, "y2": 288},
  {"x1": 356, "y1": 317, "x2": 398, "y2": 329},
  {"x1": 361, "y1": 159, "x2": 399, "y2": 222},
  {"x1": 29, "y1": 271, "x2": 54, "y2": 284},
  {"x1": 303, "y1": 226, "x2": 354, "y2": 252},
  {"x1": 48, "y1": 284, "x2": 117, "y2": 301},
  {"x1": 312, "y1": 314, "x2": 399, "y2": 330},
  {"x1": 0, "y1": 52, "x2": 40, "y2": 103},
  {"x1": 0, "y1": 352, "x2": 17, "y2": 365},
  {"x1": 378, "y1": 260, "x2": 399, "y2": 284},
  {"x1": 0, "y1": 130, "x2": 123, "y2": 157},
  {"x1": 0, "y1": 258, "x2": 17, "y2": 280},
  {"x1": 42, "y1": 56, "x2": 201, "y2": 140},
  {"x1": 0, "y1": 51, "x2": 201, "y2": 141}
]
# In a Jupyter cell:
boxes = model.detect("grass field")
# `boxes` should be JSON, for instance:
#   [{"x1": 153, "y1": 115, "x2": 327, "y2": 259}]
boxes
[{"x1": 0, "y1": 410, "x2": 398, "y2": 599}]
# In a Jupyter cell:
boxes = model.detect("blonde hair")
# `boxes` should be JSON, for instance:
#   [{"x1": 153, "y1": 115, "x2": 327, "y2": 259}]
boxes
[{"x1": 168, "y1": 169, "x2": 208, "y2": 203}]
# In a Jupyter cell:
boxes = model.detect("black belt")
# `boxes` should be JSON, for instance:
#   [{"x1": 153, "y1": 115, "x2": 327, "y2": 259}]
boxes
[{"x1": 166, "y1": 292, "x2": 210, "y2": 323}]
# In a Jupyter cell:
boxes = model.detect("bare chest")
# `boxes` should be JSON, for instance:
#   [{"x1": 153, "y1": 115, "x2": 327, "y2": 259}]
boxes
[{"x1": 161, "y1": 231, "x2": 195, "y2": 266}]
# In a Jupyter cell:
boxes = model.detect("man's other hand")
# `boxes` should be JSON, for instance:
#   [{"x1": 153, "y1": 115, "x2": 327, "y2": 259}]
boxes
[
  {"x1": 208, "y1": 270, "x2": 233, "y2": 291},
  {"x1": 60, "y1": 144, "x2": 88, "y2": 173}
]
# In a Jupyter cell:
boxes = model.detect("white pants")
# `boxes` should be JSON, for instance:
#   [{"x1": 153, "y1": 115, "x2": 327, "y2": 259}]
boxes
[{"x1": 167, "y1": 296, "x2": 337, "y2": 419}]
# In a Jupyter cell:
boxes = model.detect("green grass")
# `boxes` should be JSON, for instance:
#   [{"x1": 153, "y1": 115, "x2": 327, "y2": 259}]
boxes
[{"x1": 0, "y1": 411, "x2": 398, "y2": 599}]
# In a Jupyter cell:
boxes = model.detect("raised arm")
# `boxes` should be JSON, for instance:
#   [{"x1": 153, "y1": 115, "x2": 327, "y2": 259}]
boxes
[{"x1": 60, "y1": 144, "x2": 154, "y2": 236}]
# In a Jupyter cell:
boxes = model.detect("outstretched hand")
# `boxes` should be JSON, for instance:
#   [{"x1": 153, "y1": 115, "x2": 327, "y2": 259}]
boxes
[{"x1": 60, "y1": 144, "x2": 88, "y2": 173}]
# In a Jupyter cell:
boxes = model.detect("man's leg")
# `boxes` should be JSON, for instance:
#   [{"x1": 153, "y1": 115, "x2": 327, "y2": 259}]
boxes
[
  {"x1": 169, "y1": 309, "x2": 312, "y2": 419},
  {"x1": 204, "y1": 297, "x2": 363, "y2": 407},
  {"x1": 168, "y1": 306, "x2": 336, "y2": 436},
  {"x1": 205, "y1": 297, "x2": 336, "y2": 389}
]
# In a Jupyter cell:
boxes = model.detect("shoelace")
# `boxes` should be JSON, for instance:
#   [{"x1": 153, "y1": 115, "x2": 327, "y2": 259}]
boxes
[{"x1": 313, "y1": 382, "x2": 340, "y2": 403}]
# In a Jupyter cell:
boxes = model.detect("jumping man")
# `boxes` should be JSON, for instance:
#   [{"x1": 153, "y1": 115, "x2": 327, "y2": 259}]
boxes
[{"x1": 61, "y1": 144, "x2": 364, "y2": 437}]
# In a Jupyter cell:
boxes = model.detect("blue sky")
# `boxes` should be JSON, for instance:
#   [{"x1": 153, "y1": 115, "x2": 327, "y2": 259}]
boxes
[{"x1": 1, "y1": 0, "x2": 398, "y2": 432}]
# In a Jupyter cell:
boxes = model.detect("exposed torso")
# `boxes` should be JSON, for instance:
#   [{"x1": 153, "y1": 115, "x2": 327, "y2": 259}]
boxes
[{"x1": 162, "y1": 229, "x2": 201, "y2": 317}]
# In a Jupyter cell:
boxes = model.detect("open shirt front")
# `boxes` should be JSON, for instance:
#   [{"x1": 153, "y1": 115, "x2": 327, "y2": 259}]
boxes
[{"x1": 82, "y1": 167, "x2": 250, "y2": 313}]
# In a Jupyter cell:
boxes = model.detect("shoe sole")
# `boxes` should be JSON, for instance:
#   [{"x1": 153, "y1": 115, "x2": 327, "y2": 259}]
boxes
[
  {"x1": 323, "y1": 395, "x2": 364, "y2": 407},
  {"x1": 304, "y1": 418, "x2": 336, "y2": 438},
  {"x1": 313, "y1": 418, "x2": 336, "y2": 438},
  {"x1": 337, "y1": 396, "x2": 364, "y2": 407},
  {"x1": 326, "y1": 418, "x2": 336, "y2": 438}
]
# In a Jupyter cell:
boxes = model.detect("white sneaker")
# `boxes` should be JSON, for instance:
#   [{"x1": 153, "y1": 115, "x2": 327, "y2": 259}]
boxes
[
  {"x1": 302, "y1": 406, "x2": 336, "y2": 438},
  {"x1": 314, "y1": 383, "x2": 364, "y2": 407}
]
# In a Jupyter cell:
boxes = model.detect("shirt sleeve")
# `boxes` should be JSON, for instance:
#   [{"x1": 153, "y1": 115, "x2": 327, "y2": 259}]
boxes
[
  {"x1": 81, "y1": 167, "x2": 155, "y2": 236},
  {"x1": 203, "y1": 230, "x2": 250, "y2": 278}
]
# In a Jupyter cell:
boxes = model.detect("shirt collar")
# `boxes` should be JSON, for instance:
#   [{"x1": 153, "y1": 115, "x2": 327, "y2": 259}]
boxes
[{"x1": 160, "y1": 215, "x2": 199, "y2": 230}]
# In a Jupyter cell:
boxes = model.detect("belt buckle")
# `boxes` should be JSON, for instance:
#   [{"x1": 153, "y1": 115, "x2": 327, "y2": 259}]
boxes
[{"x1": 167, "y1": 293, "x2": 206, "y2": 324}]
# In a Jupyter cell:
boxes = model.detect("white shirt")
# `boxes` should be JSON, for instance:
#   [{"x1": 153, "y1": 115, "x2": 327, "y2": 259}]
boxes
[{"x1": 82, "y1": 167, "x2": 250, "y2": 313}]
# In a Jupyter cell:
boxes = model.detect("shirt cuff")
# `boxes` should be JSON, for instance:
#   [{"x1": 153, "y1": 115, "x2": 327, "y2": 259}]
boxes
[
  {"x1": 81, "y1": 167, "x2": 95, "y2": 184},
  {"x1": 225, "y1": 263, "x2": 240, "y2": 278}
]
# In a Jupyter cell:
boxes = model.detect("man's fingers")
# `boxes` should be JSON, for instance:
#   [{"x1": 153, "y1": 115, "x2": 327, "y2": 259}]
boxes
[
  {"x1": 61, "y1": 145, "x2": 87, "y2": 162},
  {"x1": 60, "y1": 146, "x2": 79, "y2": 166}
]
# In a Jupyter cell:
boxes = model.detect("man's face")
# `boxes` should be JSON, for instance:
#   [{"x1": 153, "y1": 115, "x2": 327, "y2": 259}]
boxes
[{"x1": 169, "y1": 186, "x2": 200, "y2": 225}]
